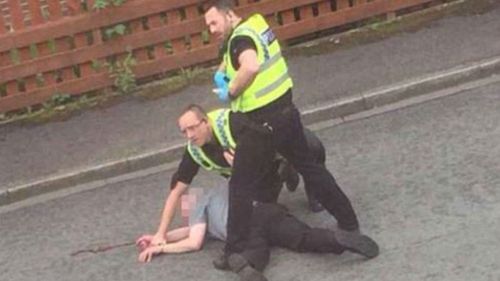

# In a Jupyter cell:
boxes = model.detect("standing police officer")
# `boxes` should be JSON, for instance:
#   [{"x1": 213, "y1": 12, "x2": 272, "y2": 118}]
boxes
[{"x1": 202, "y1": 0, "x2": 364, "y2": 258}]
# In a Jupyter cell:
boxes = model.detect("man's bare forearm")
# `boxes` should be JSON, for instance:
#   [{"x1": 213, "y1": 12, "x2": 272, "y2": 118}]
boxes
[
  {"x1": 160, "y1": 238, "x2": 200, "y2": 254},
  {"x1": 161, "y1": 224, "x2": 206, "y2": 253},
  {"x1": 165, "y1": 227, "x2": 190, "y2": 242}
]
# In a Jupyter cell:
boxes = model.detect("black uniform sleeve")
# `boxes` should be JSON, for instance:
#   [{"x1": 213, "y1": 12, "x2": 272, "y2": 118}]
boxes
[
  {"x1": 229, "y1": 35, "x2": 257, "y2": 71},
  {"x1": 173, "y1": 148, "x2": 200, "y2": 189}
]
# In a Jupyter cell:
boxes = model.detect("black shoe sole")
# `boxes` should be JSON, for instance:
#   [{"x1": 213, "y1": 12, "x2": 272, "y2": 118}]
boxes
[
  {"x1": 238, "y1": 265, "x2": 268, "y2": 281},
  {"x1": 336, "y1": 232, "x2": 379, "y2": 259}
]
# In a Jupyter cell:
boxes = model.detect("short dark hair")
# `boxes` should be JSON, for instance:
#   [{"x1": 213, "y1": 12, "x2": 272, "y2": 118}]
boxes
[
  {"x1": 178, "y1": 103, "x2": 208, "y2": 121},
  {"x1": 200, "y1": 0, "x2": 235, "y2": 13}
]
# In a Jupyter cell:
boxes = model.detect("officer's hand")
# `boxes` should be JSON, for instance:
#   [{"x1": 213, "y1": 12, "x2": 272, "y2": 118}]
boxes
[
  {"x1": 213, "y1": 87, "x2": 230, "y2": 102},
  {"x1": 214, "y1": 71, "x2": 229, "y2": 88},
  {"x1": 223, "y1": 149, "x2": 235, "y2": 167},
  {"x1": 213, "y1": 71, "x2": 230, "y2": 102}
]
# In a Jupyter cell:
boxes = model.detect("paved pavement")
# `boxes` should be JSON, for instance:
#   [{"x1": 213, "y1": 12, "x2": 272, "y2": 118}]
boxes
[
  {"x1": 1, "y1": 79, "x2": 498, "y2": 281},
  {"x1": 1, "y1": 0, "x2": 500, "y2": 204}
]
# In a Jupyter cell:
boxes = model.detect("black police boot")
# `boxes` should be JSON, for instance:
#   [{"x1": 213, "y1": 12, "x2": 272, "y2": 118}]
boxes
[
  {"x1": 212, "y1": 252, "x2": 230, "y2": 271},
  {"x1": 304, "y1": 185, "x2": 324, "y2": 213},
  {"x1": 307, "y1": 194, "x2": 324, "y2": 213},
  {"x1": 335, "y1": 228, "x2": 379, "y2": 259},
  {"x1": 278, "y1": 160, "x2": 299, "y2": 192},
  {"x1": 227, "y1": 253, "x2": 268, "y2": 281}
]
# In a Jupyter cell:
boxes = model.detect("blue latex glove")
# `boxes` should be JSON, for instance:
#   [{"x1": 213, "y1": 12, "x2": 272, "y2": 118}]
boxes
[
  {"x1": 213, "y1": 71, "x2": 230, "y2": 102},
  {"x1": 214, "y1": 71, "x2": 229, "y2": 89}
]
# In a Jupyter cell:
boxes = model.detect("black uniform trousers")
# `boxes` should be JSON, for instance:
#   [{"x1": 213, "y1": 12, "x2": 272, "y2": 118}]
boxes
[
  {"x1": 226, "y1": 115, "x2": 277, "y2": 253},
  {"x1": 241, "y1": 202, "x2": 344, "y2": 271},
  {"x1": 225, "y1": 91, "x2": 359, "y2": 254}
]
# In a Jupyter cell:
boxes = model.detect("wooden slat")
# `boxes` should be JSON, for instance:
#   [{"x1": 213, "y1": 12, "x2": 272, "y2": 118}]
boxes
[
  {"x1": 167, "y1": 9, "x2": 186, "y2": 54},
  {"x1": 54, "y1": 36, "x2": 74, "y2": 82},
  {"x1": 47, "y1": 0, "x2": 63, "y2": 20},
  {"x1": 17, "y1": 46, "x2": 31, "y2": 62},
  {"x1": 337, "y1": 0, "x2": 351, "y2": 10},
  {"x1": 129, "y1": 19, "x2": 149, "y2": 63},
  {"x1": 353, "y1": 0, "x2": 368, "y2": 6},
  {"x1": 0, "y1": 12, "x2": 6, "y2": 34},
  {"x1": 36, "y1": 40, "x2": 52, "y2": 57},
  {"x1": 299, "y1": 4, "x2": 315, "y2": 20},
  {"x1": 87, "y1": 0, "x2": 95, "y2": 11},
  {"x1": 78, "y1": 61, "x2": 94, "y2": 78},
  {"x1": 280, "y1": 10, "x2": 295, "y2": 25},
  {"x1": 185, "y1": 4, "x2": 202, "y2": 49},
  {"x1": 42, "y1": 71, "x2": 57, "y2": 88},
  {"x1": 73, "y1": 31, "x2": 94, "y2": 78},
  {"x1": 6, "y1": 80, "x2": 19, "y2": 96},
  {"x1": 318, "y1": 1, "x2": 332, "y2": 14},
  {"x1": 148, "y1": 14, "x2": 165, "y2": 59},
  {"x1": 264, "y1": 13, "x2": 278, "y2": 27},
  {"x1": 0, "y1": 51, "x2": 9, "y2": 67},
  {"x1": 0, "y1": 11, "x2": 7, "y2": 34},
  {"x1": 7, "y1": 1, "x2": 25, "y2": 30},
  {"x1": 27, "y1": 0, "x2": 44, "y2": 26},
  {"x1": 24, "y1": 75, "x2": 38, "y2": 92},
  {"x1": 60, "y1": 66, "x2": 74, "y2": 82},
  {"x1": 66, "y1": 0, "x2": 83, "y2": 16},
  {"x1": 92, "y1": 28, "x2": 102, "y2": 45}
]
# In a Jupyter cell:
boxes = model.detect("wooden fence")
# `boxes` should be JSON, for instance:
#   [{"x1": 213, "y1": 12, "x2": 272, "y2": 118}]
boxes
[{"x1": 0, "y1": 0, "x2": 442, "y2": 113}]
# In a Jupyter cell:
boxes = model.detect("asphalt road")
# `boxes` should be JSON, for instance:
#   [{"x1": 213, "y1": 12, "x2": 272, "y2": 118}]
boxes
[{"x1": 1, "y1": 81, "x2": 499, "y2": 281}]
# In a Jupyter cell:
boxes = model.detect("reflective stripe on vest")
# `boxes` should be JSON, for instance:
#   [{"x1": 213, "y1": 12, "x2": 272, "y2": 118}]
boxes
[
  {"x1": 208, "y1": 109, "x2": 236, "y2": 149},
  {"x1": 224, "y1": 14, "x2": 293, "y2": 113},
  {"x1": 186, "y1": 109, "x2": 235, "y2": 176}
]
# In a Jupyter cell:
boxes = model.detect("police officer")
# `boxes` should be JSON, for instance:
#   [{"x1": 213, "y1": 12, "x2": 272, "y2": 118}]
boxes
[{"x1": 202, "y1": 0, "x2": 362, "y2": 257}]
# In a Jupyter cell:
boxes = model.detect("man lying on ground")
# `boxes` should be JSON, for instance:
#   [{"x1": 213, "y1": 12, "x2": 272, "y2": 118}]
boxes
[{"x1": 137, "y1": 185, "x2": 379, "y2": 281}]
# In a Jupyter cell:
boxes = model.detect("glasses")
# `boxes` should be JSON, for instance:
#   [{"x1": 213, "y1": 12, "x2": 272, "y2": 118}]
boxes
[{"x1": 180, "y1": 119, "x2": 205, "y2": 135}]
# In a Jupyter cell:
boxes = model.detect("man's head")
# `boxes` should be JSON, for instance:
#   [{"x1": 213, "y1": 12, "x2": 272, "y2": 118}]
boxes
[
  {"x1": 181, "y1": 187, "x2": 203, "y2": 218},
  {"x1": 202, "y1": 0, "x2": 240, "y2": 42},
  {"x1": 178, "y1": 104, "x2": 213, "y2": 146}
]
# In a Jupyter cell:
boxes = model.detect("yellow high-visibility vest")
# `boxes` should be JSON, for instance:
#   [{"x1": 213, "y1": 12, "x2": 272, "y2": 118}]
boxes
[
  {"x1": 187, "y1": 109, "x2": 236, "y2": 176},
  {"x1": 224, "y1": 14, "x2": 293, "y2": 112}
]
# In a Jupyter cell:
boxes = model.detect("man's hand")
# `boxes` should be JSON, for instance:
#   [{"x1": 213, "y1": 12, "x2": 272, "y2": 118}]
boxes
[
  {"x1": 136, "y1": 233, "x2": 166, "y2": 250},
  {"x1": 138, "y1": 245, "x2": 164, "y2": 263},
  {"x1": 213, "y1": 71, "x2": 230, "y2": 102},
  {"x1": 223, "y1": 149, "x2": 235, "y2": 167},
  {"x1": 135, "y1": 235, "x2": 152, "y2": 251}
]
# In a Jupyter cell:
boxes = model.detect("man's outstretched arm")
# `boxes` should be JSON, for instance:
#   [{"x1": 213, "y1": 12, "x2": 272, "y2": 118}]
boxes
[
  {"x1": 138, "y1": 223, "x2": 207, "y2": 263},
  {"x1": 136, "y1": 181, "x2": 189, "y2": 247}
]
